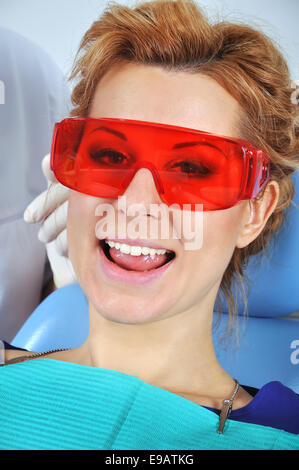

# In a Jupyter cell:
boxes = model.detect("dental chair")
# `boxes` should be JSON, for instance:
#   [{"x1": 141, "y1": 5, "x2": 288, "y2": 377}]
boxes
[{"x1": 12, "y1": 172, "x2": 299, "y2": 393}]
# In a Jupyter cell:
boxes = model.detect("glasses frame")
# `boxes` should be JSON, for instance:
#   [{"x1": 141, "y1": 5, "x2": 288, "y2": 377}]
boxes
[{"x1": 50, "y1": 117, "x2": 271, "y2": 210}]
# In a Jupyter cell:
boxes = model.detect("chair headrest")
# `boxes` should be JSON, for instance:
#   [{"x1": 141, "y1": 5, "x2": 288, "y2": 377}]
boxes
[{"x1": 216, "y1": 170, "x2": 299, "y2": 318}]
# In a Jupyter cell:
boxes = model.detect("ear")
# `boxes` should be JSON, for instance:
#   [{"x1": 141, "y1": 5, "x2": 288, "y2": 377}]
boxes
[{"x1": 236, "y1": 180, "x2": 280, "y2": 249}]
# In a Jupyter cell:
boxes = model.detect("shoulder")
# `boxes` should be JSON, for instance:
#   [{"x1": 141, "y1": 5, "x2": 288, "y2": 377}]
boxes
[
  {"x1": 261, "y1": 381, "x2": 299, "y2": 402},
  {"x1": 0, "y1": 26, "x2": 62, "y2": 72},
  {"x1": 259, "y1": 381, "x2": 299, "y2": 434}
]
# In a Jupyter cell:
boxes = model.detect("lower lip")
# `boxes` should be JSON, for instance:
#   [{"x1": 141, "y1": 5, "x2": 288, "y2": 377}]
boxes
[{"x1": 98, "y1": 242, "x2": 175, "y2": 285}]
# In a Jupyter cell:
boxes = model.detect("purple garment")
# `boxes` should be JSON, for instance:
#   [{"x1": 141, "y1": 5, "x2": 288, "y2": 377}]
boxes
[
  {"x1": 3, "y1": 341, "x2": 299, "y2": 434},
  {"x1": 203, "y1": 381, "x2": 299, "y2": 435}
]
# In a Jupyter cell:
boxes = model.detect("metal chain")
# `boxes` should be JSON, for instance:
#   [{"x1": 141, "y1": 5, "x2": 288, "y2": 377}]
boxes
[
  {"x1": 1, "y1": 347, "x2": 71, "y2": 366},
  {"x1": 217, "y1": 378, "x2": 240, "y2": 434}
]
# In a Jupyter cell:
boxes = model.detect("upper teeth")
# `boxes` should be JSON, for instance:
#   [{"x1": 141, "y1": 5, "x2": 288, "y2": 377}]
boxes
[{"x1": 105, "y1": 240, "x2": 167, "y2": 257}]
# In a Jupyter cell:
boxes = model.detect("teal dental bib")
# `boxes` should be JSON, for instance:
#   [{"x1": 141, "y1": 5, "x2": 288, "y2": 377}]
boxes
[{"x1": 0, "y1": 358, "x2": 298, "y2": 450}]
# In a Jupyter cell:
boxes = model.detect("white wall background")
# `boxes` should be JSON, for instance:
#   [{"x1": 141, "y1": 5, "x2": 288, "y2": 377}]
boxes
[{"x1": 0, "y1": 0, "x2": 298, "y2": 88}]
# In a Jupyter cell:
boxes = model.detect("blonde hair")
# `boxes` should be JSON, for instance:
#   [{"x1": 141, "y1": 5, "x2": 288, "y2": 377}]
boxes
[{"x1": 65, "y1": 0, "x2": 299, "y2": 346}]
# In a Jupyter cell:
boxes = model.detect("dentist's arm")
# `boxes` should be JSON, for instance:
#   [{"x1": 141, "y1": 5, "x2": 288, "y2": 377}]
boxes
[{"x1": 24, "y1": 154, "x2": 77, "y2": 290}]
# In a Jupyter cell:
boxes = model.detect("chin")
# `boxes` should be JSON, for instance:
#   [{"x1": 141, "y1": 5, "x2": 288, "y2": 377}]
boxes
[{"x1": 88, "y1": 283, "x2": 172, "y2": 324}]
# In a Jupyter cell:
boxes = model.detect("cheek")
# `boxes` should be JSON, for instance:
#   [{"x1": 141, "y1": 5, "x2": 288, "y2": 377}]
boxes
[
  {"x1": 203, "y1": 204, "x2": 245, "y2": 266},
  {"x1": 165, "y1": 208, "x2": 245, "y2": 315},
  {"x1": 205, "y1": 211, "x2": 240, "y2": 247},
  {"x1": 67, "y1": 191, "x2": 84, "y2": 250},
  {"x1": 182, "y1": 205, "x2": 245, "y2": 281},
  {"x1": 67, "y1": 191, "x2": 99, "y2": 272}
]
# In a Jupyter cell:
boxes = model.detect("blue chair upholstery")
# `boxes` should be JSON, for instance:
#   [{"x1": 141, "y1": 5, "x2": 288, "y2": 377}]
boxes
[
  {"x1": 213, "y1": 314, "x2": 299, "y2": 392},
  {"x1": 12, "y1": 171, "x2": 299, "y2": 392},
  {"x1": 12, "y1": 282, "x2": 89, "y2": 351}
]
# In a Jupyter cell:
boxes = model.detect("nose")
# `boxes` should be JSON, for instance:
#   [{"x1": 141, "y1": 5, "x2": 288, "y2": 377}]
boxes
[{"x1": 121, "y1": 167, "x2": 165, "y2": 211}]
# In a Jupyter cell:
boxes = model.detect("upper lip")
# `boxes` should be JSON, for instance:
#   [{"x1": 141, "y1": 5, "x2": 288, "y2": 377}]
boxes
[{"x1": 104, "y1": 237, "x2": 175, "y2": 253}]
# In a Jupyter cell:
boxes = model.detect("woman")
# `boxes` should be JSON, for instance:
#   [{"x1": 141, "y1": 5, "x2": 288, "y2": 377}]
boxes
[{"x1": 1, "y1": 0, "x2": 299, "y2": 450}]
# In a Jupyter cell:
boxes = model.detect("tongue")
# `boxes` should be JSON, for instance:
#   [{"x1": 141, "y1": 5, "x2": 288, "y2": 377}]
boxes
[{"x1": 109, "y1": 247, "x2": 169, "y2": 271}]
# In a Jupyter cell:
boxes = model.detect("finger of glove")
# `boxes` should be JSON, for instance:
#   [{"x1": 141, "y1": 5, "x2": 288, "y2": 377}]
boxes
[
  {"x1": 53, "y1": 257, "x2": 77, "y2": 288},
  {"x1": 38, "y1": 200, "x2": 68, "y2": 243},
  {"x1": 46, "y1": 241, "x2": 77, "y2": 288},
  {"x1": 41, "y1": 153, "x2": 58, "y2": 186},
  {"x1": 52, "y1": 228, "x2": 69, "y2": 257},
  {"x1": 24, "y1": 183, "x2": 69, "y2": 223}
]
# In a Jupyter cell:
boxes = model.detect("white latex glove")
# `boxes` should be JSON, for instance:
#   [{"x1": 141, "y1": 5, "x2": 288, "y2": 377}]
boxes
[{"x1": 23, "y1": 153, "x2": 77, "y2": 288}]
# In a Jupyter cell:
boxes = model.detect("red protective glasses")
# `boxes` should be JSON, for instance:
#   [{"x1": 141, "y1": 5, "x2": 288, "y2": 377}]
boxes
[{"x1": 50, "y1": 117, "x2": 270, "y2": 211}]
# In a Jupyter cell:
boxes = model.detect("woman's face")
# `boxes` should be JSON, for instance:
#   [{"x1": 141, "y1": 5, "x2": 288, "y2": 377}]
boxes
[{"x1": 67, "y1": 62, "x2": 254, "y2": 324}]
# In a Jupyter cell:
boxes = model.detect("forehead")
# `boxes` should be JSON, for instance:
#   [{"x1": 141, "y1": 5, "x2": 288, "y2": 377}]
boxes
[{"x1": 88, "y1": 62, "x2": 242, "y2": 139}]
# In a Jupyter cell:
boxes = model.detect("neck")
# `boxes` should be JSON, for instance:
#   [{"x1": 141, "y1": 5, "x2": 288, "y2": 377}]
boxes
[{"x1": 77, "y1": 300, "x2": 234, "y2": 399}]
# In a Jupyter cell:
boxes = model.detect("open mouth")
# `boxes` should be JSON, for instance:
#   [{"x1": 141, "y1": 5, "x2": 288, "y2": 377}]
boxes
[
  {"x1": 99, "y1": 239, "x2": 176, "y2": 272},
  {"x1": 100, "y1": 239, "x2": 116, "y2": 263}
]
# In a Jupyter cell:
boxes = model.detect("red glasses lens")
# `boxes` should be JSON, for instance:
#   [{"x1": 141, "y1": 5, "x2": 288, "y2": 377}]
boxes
[{"x1": 51, "y1": 118, "x2": 256, "y2": 211}]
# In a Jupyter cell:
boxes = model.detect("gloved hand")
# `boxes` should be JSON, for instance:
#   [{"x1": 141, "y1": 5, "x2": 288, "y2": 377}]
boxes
[{"x1": 23, "y1": 153, "x2": 77, "y2": 288}]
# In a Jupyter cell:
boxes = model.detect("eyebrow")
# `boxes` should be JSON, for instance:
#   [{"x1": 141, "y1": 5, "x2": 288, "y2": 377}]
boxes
[
  {"x1": 89, "y1": 126, "x2": 226, "y2": 156},
  {"x1": 89, "y1": 126, "x2": 127, "y2": 141}
]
